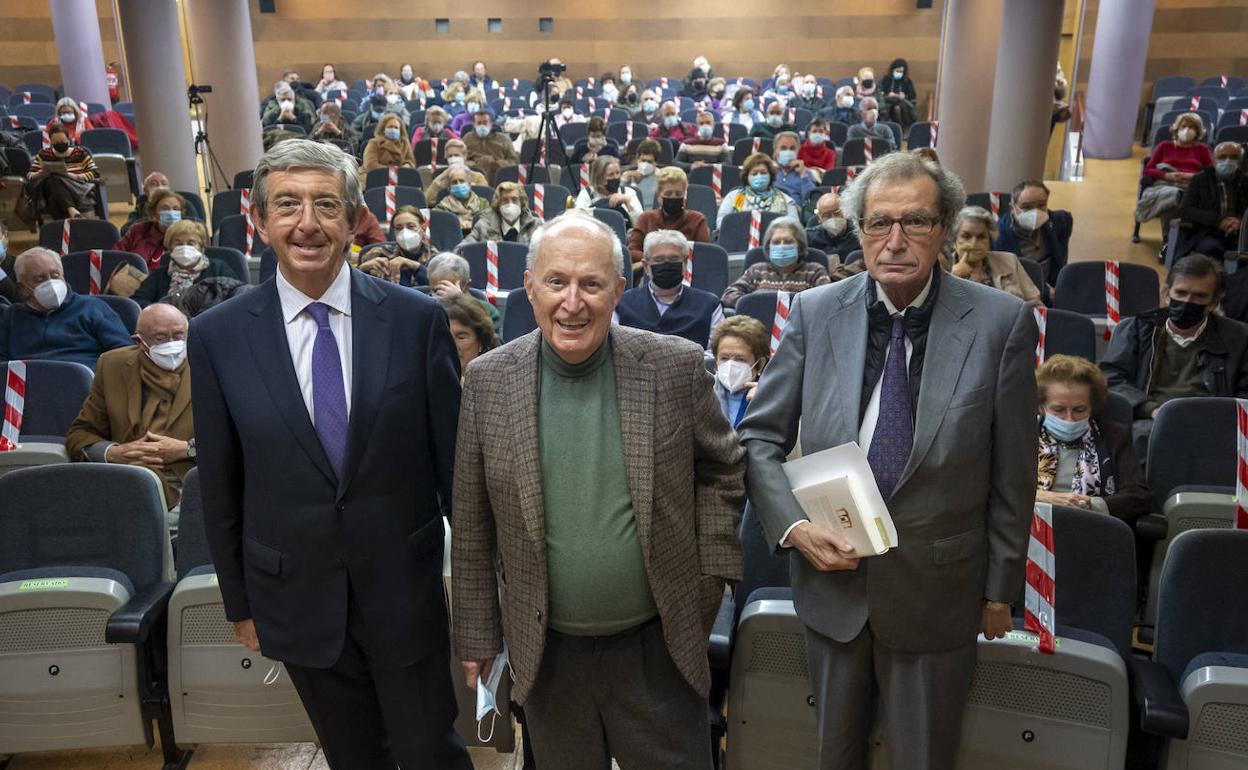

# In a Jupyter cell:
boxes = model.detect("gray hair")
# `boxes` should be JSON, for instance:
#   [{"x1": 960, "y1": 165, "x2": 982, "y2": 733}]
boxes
[
  {"x1": 55, "y1": 97, "x2": 79, "y2": 113},
  {"x1": 251, "y1": 139, "x2": 363, "y2": 220},
  {"x1": 273, "y1": 81, "x2": 293, "y2": 97},
  {"x1": 774, "y1": 131, "x2": 801, "y2": 148},
  {"x1": 953, "y1": 206, "x2": 999, "y2": 242},
  {"x1": 841, "y1": 151, "x2": 966, "y2": 239},
  {"x1": 642, "y1": 229, "x2": 690, "y2": 262},
  {"x1": 527, "y1": 211, "x2": 625, "y2": 275},
  {"x1": 426, "y1": 252, "x2": 471, "y2": 284},
  {"x1": 13, "y1": 247, "x2": 61, "y2": 281},
  {"x1": 763, "y1": 216, "x2": 808, "y2": 258}
]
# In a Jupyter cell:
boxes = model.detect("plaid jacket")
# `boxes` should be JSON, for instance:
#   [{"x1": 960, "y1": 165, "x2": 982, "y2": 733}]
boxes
[{"x1": 451, "y1": 326, "x2": 745, "y2": 703}]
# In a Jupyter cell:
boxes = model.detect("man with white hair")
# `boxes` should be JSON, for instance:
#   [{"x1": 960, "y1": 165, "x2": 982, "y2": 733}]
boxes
[
  {"x1": 454, "y1": 212, "x2": 745, "y2": 769},
  {"x1": 261, "y1": 80, "x2": 314, "y2": 134},
  {"x1": 0, "y1": 247, "x2": 130, "y2": 369},
  {"x1": 616, "y1": 228, "x2": 723, "y2": 347}
]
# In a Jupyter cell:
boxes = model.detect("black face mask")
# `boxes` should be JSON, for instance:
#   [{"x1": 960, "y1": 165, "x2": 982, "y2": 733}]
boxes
[
  {"x1": 1168, "y1": 298, "x2": 1208, "y2": 329},
  {"x1": 52, "y1": 142, "x2": 70, "y2": 153},
  {"x1": 861, "y1": 79, "x2": 874, "y2": 90},
  {"x1": 604, "y1": 178, "x2": 621, "y2": 194},
  {"x1": 649, "y1": 261, "x2": 684, "y2": 290},
  {"x1": 661, "y1": 196, "x2": 685, "y2": 217}
]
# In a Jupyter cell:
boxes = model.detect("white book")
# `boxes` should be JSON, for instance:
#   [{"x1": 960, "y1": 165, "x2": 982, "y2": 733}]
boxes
[{"x1": 782, "y1": 443, "x2": 899, "y2": 557}]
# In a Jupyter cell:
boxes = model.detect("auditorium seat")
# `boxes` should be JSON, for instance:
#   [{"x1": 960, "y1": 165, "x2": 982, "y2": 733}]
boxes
[
  {"x1": 364, "y1": 165, "x2": 424, "y2": 191},
  {"x1": 686, "y1": 241, "x2": 731, "y2": 298},
  {"x1": 38, "y1": 218, "x2": 121, "y2": 253},
  {"x1": 210, "y1": 189, "x2": 249, "y2": 234},
  {"x1": 61, "y1": 249, "x2": 147, "y2": 295},
  {"x1": 362, "y1": 185, "x2": 426, "y2": 226},
  {"x1": 427, "y1": 208, "x2": 465, "y2": 252},
  {"x1": 732, "y1": 137, "x2": 773, "y2": 166},
  {"x1": 215, "y1": 213, "x2": 269, "y2": 256},
  {"x1": 907, "y1": 121, "x2": 937, "y2": 150},
  {"x1": 500, "y1": 285, "x2": 537, "y2": 342},
  {"x1": 523, "y1": 183, "x2": 570, "y2": 220},
  {"x1": 688, "y1": 165, "x2": 743, "y2": 201},
  {"x1": 98, "y1": 294, "x2": 140, "y2": 334},
  {"x1": 684, "y1": 184, "x2": 720, "y2": 235},
  {"x1": 0, "y1": 360, "x2": 92, "y2": 442},
  {"x1": 0, "y1": 464, "x2": 179, "y2": 764},
  {"x1": 13, "y1": 102, "x2": 54, "y2": 123},
  {"x1": 1037, "y1": 307, "x2": 1096, "y2": 361},
  {"x1": 459, "y1": 240, "x2": 528, "y2": 296},
  {"x1": 838, "y1": 137, "x2": 893, "y2": 168},
  {"x1": 413, "y1": 138, "x2": 449, "y2": 167},
  {"x1": 494, "y1": 164, "x2": 552, "y2": 186},
  {"x1": 1054, "y1": 261, "x2": 1159, "y2": 359},
  {"x1": 718, "y1": 210, "x2": 782, "y2": 258},
  {"x1": 734, "y1": 290, "x2": 782, "y2": 330},
  {"x1": 204, "y1": 245, "x2": 251, "y2": 285}
]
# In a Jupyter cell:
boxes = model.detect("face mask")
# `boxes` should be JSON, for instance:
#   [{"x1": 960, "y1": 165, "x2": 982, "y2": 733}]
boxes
[
  {"x1": 451, "y1": 183, "x2": 471, "y2": 199},
  {"x1": 643, "y1": 99, "x2": 658, "y2": 112},
  {"x1": 0, "y1": 242, "x2": 6, "y2": 258},
  {"x1": 32, "y1": 278, "x2": 68, "y2": 310},
  {"x1": 159, "y1": 210, "x2": 182, "y2": 228},
  {"x1": 839, "y1": 95, "x2": 854, "y2": 108},
  {"x1": 428, "y1": 121, "x2": 444, "y2": 133},
  {"x1": 1215, "y1": 159, "x2": 1240, "y2": 179},
  {"x1": 466, "y1": 102, "x2": 480, "y2": 114},
  {"x1": 637, "y1": 161, "x2": 655, "y2": 176},
  {"x1": 279, "y1": 100, "x2": 294, "y2": 112},
  {"x1": 649, "y1": 260, "x2": 684, "y2": 289},
  {"x1": 386, "y1": 93, "x2": 399, "y2": 104},
  {"x1": 455, "y1": 92, "x2": 466, "y2": 103},
  {"x1": 864, "y1": 108, "x2": 879, "y2": 124},
  {"x1": 1015, "y1": 208, "x2": 1049, "y2": 231},
  {"x1": 603, "y1": 85, "x2": 618, "y2": 100},
  {"x1": 1175, "y1": 127, "x2": 1194, "y2": 143},
  {"x1": 893, "y1": 70, "x2": 904, "y2": 79},
  {"x1": 384, "y1": 127, "x2": 401, "y2": 141},
  {"x1": 1043, "y1": 413, "x2": 1089, "y2": 443},
  {"x1": 697, "y1": 124, "x2": 713, "y2": 140},
  {"x1": 560, "y1": 107, "x2": 574, "y2": 120},
  {"x1": 861, "y1": 79, "x2": 874, "y2": 90},
  {"x1": 371, "y1": 109, "x2": 384, "y2": 120},
  {"x1": 374, "y1": 85, "x2": 386, "y2": 96},
  {"x1": 716, "y1": 359, "x2": 753, "y2": 393},
  {"x1": 1168, "y1": 298, "x2": 1208, "y2": 329},
  {"x1": 401, "y1": 70, "x2": 414, "y2": 82},
  {"x1": 661, "y1": 196, "x2": 685, "y2": 217},
  {"x1": 778, "y1": 149, "x2": 797, "y2": 166},
  {"x1": 500, "y1": 202, "x2": 522, "y2": 221},
  {"x1": 146, "y1": 339, "x2": 187, "y2": 371},
  {"x1": 620, "y1": 72, "x2": 632, "y2": 84},
  {"x1": 625, "y1": 92, "x2": 638, "y2": 104},
  {"x1": 769, "y1": 243, "x2": 799, "y2": 266},
  {"x1": 802, "y1": 83, "x2": 816, "y2": 97},
  {"x1": 748, "y1": 174, "x2": 770, "y2": 192},
  {"x1": 663, "y1": 115, "x2": 679, "y2": 129},
  {"x1": 474, "y1": 648, "x2": 509, "y2": 743},
  {"x1": 808, "y1": 132, "x2": 827, "y2": 145},
  {"x1": 711, "y1": 89, "x2": 724, "y2": 99},
  {"x1": 448, "y1": 155, "x2": 466, "y2": 166},
  {"x1": 956, "y1": 242, "x2": 988, "y2": 265},
  {"x1": 742, "y1": 99, "x2": 755, "y2": 112},
  {"x1": 52, "y1": 141, "x2": 70, "y2": 153},
  {"x1": 822, "y1": 216, "x2": 846, "y2": 236},
  {"x1": 395, "y1": 228, "x2": 423, "y2": 252},
  {"x1": 587, "y1": 136, "x2": 606, "y2": 150},
  {"x1": 319, "y1": 113, "x2": 333, "y2": 123},
  {"x1": 777, "y1": 85, "x2": 789, "y2": 95},
  {"x1": 170, "y1": 245, "x2": 202, "y2": 267},
  {"x1": 604, "y1": 178, "x2": 621, "y2": 194},
  {"x1": 59, "y1": 112, "x2": 76, "y2": 123},
  {"x1": 700, "y1": 64, "x2": 710, "y2": 75},
  {"x1": 475, "y1": 125, "x2": 491, "y2": 138},
  {"x1": 766, "y1": 114, "x2": 783, "y2": 128}
]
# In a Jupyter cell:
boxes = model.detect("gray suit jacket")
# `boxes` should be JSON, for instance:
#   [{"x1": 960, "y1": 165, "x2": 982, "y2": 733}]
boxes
[{"x1": 738, "y1": 270, "x2": 1037, "y2": 652}]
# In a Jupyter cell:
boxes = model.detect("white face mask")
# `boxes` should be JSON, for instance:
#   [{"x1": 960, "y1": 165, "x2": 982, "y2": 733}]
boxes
[
  {"x1": 636, "y1": 161, "x2": 655, "y2": 177},
  {"x1": 1177, "y1": 127, "x2": 1195, "y2": 143},
  {"x1": 475, "y1": 647, "x2": 510, "y2": 743},
  {"x1": 447, "y1": 155, "x2": 466, "y2": 166},
  {"x1": 146, "y1": 339, "x2": 187, "y2": 371},
  {"x1": 716, "y1": 360, "x2": 754, "y2": 393},
  {"x1": 839, "y1": 95, "x2": 854, "y2": 108},
  {"x1": 170, "y1": 245, "x2": 203, "y2": 268},
  {"x1": 395, "y1": 228, "x2": 423, "y2": 252},
  {"x1": 1015, "y1": 208, "x2": 1049, "y2": 231},
  {"x1": 32, "y1": 278, "x2": 68, "y2": 311},
  {"x1": 279, "y1": 99, "x2": 294, "y2": 112},
  {"x1": 822, "y1": 216, "x2": 847, "y2": 237},
  {"x1": 500, "y1": 202, "x2": 522, "y2": 222}
]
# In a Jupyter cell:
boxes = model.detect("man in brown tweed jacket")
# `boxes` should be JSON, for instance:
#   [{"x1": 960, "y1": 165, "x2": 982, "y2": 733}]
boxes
[{"x1": 452, "y1": 212, "x2": 745, "y2": 769}]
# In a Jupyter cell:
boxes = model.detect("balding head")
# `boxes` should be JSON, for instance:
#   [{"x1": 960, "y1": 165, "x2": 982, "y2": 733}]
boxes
[
  {"x1": 1214, "y1": 141, "x2": 1244, "y2": 161},
  {"x1": 136, "y1": 303, "x2": 188, "y2": 343},
  {"x1": 527, "y1": 212, "x2": 623, "y2": 276},
  {"x1": 816, "y1": 191, "x2": 843, "y2": 221}
]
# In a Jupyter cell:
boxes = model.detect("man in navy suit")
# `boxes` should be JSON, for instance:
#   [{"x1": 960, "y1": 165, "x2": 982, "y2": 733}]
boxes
[
  {"x1": 992, "y1": 179, "x2": 1073, "y2": 292},
  {"x1": 189, "y1": 140, "x2": 471, "y2": 770}
]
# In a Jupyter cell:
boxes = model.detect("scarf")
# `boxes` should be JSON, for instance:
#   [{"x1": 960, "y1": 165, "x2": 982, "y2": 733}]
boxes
[
  {"x1": 1037, "y1": 421, "x2": 1110, "y2": 497},
  {"x1": 166, "y1": 254, "x2": 209, "y2": 297}
]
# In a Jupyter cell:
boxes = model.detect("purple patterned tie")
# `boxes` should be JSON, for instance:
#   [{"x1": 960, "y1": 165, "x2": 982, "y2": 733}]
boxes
[
  {"x1": 867, "y1": 316, "x2": 913, "y2": 499},
  {"x1": 305, "y1": 302, "x2": 348, "y2": 478}
]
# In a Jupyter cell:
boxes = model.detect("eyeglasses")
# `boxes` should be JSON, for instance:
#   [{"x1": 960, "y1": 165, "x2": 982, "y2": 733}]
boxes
[
  {"x1": 269, "y1": 197, "x2": 348, "y2": 220},
  {"x1": 858, "y1": 212, "x2": 939, "y2": 238}
]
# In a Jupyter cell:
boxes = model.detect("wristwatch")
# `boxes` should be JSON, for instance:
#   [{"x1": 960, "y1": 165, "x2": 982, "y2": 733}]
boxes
[{"x1": 186, "y1": 438, "x2": 197, "y2": 460}]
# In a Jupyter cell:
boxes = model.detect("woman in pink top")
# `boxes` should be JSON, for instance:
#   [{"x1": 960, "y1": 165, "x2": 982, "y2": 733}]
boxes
[{"x1": 1137, "y1": 112, "x2": 1213, "y2": 234}]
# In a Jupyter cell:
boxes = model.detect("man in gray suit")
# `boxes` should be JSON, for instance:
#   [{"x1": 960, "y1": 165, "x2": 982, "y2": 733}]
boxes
[{"x1": 739, "y1": 152, "x2": 1037, "y2": 769}]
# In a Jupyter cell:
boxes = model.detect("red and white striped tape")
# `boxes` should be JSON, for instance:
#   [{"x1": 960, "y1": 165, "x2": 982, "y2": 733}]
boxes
[
  {"x1": 430, "y1": 138, "x2": 439, "y2": 172},
  {"x1": 1222, "y1": 75, "x2": 1230, "y2": 89},
  {"x1": 579, "y1": 163, "x2": 590, "y2": 189},
  {"x1": 1190, "y1": 96, "x2": 1201, "y2": 111},
  {"x1": 576, "y1": 87, "x2": 584, "y2": 100},
  {"x1": 1033, "y1": 306, "x2": 1047, "y2": 367},
  {"x1": 929, "y1": 120, "x2": 939, "y2": 149},
  {"x1": 0, "y1": 360, "x2": 26, "y2": 451},
  {"x1": 587, "y1": 77, "x2": 596, "y2": 90},
  {"x1": 751, "y1": 137, "x2": 761, "y2": 155},
  {"x1": 1024, "y1": 502, "x2": 1057, "y2": 655},
  {"x1": 587, "y1": 97, "x2": 597, "y2": 112},
  {"x1": 660, "y1": 77, "x2": 669, "y2": 90},
  {"x1": 539, "y1": 136, "x2": 548, "y2": 165},
  {"x1": 385, "y1": 166, "x2": 398, "y2": 225},
  {"x1": 988, "y1": 192, "x2": 1001, "y2": 220},
  {"x1": 88, "y1": 249, "x2": 102, "y2": 295},
  {"x1": 502, "y1": 97, "x2": 512, "y2": 112},
  {"x1": 1240, "y1": 109, "x2": 1248, "y2": 127},
  {"x1": 5, "y1": 117, "x2": 19, "y2": 129},
  {"x1": 787, "y1": 107, "x2": 796, "y2": 124},
  {"x1": 533, "y1": 183, "x2": 545, "y2": 219},
  {"x1": 41, "y1": 128, "x2": 51, "y2": 150},
  {"x1": 770, "y1": 292, "x2": 791, "y2": 356},
  {"x1": 77, "y1": 101, "x2": 89, "y2": 134},
  {"x1": 711, "y1": 164, "x2": 723, "y2": 200},
  {"x1": 863, "y1": 139, "x2": 874, "y2": 164},
  {"x1": 846, "y1": 167, "x2": 857, "y2": 181},
  {"x1": 21, "y1": 92, "x2": 31, "y2": 105},
  {"x1": 626, "y1": 121, "x2": 635, "y2": 143},
  {"x1": 683, "y1": 246, "x2": 694, "y2": 287},
  {"x1": 816, "y1": 85, "x2": 824, "y2": 99},
  {"x1": 485, "y1": 240, "x2": 500, "y2": 305},
  {"x1": 1105, "y1": 260, "x2": 1120, "y2": 342},
  {"x1": 239, "y1": 188, "x2": 254, "y2": 256},
  {"x1": 512, "y1": 78, "x2": 520, "y2": 89},
  {"x1": 748, "y1": 210, "x2": 761, "y2": 249},
  {"x1": 517, "y1": 164, "x2": 529, "y2": 185},
  {"x1": 60, "y1": 218, "x2": 71, "y2": 255},
  {"x1": 1237, "y1": 399, "x2": 1248, "y2": 529},
  {"x1": 721, "y1": 122, "x2": 731, "y2": 143}
]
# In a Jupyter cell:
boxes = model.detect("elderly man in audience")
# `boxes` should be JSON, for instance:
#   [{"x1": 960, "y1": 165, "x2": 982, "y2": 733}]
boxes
[
  {"x1": 261, "y1": 81, "x2": 315, "y2": 134},
  {"x1": 65, "y1": 303, "x2": 195, "y2": 508},
  {"x1": 992, "y1": 179, "x2": 1073, "y2": 289},
  {"x1": 675, "y1": 110, "x2": 731, "y2": 166},
  {"x1": 1034, "y1": 355, "x2": 1149, "y2": 523},
  {"x1": 616, "y1": 229, "x2": 724, "y2": 348},
  {"x1": 123, "y1": 171, "x2": 172, "y2": 230},
  {"x1": 847, "y1": 96, "x2": 896, "y2": 152},
  {"x1": 750, "y1": 100, "x2": 796, "y2": 140},
  {"x1": 1101, "y1": 254, "x2": 1248, "y2": 454},
  {"x1": 826, "y1": 85, "x2": 859, "y2": 125},
  {"x1": 651, "y1": 100, "x2": 695, "y2": 142},
  {"x1": 805, "y1": 190, "x2": 861, "y2": 263},
  {"x1": 0, "y1": 247, "x2": 130, "y2": 370},
  {"x1": 739, "y1": 151, "x2": 1036, "y2": 770},
  {"x1": 773, "y1": 131, "x2": 821, "y2": 202},
  {"x1": 721, "y1": 216, "x2": 829, "y2": 308},
  {"x1": 1174, "y1": 141, "x2": 1248, "y2": 260},
  {"x1": 454, "y1": 212, "x2": 744, "y2": 770},
  {"x1": 462, "y1": 110, "x2": 518, "y2": 184}
]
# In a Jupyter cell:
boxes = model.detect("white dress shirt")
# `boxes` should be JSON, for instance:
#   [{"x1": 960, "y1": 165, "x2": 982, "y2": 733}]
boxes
[{"x1": 275, "y1": 262, "x2": 354, "y2": 422}]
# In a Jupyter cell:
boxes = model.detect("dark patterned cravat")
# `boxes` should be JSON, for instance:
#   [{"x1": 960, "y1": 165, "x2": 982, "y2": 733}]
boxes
[
  {"x1": 867, "y1": 316, "x2": 913, "y2": 499},
  {"x1": 305, "y1": 302, "x2": 348, "y2": 478}
]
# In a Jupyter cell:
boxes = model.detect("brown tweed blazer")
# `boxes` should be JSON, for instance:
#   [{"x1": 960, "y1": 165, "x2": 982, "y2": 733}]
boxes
[{"x1": 451, "y1": 325, "x2": 745, "y2": 704}]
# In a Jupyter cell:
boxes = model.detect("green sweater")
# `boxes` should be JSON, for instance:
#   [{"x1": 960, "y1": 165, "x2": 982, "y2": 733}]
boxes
[{"x1": 538, "y1": 338, "x2": 657, "y2": 635}]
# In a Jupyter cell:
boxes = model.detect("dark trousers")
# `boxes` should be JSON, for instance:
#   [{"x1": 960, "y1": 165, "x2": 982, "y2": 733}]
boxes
[
  {"x1": 284, "y1": 591, "x2": 472, "y2": 770},
  {"x1": 805, "y1": 622, "x2": 977, "y2": 770},
  {"x1": 32, "y1": 175, "x2": 95, "y2": 219},
  {"x1": 523, "y1": 618, "x2": 712, "y2": 770}
]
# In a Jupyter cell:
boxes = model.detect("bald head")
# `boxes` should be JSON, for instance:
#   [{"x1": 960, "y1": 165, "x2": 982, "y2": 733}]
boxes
[
  {"x1": 1214, "y1": 141, "x2": 1244, "y2": 161},
  {"x1": 136, "y1": 303, "x2": 188, "y2": 343},
  {"x1": 527, "y1": 212, "x2": 623, "y2": 276},
  {"x1": 816, "y1": 191, "x2": 843, "y2": 222}
]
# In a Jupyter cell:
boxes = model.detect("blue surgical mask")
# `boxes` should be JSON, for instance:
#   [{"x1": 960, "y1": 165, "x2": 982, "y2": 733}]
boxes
[
  {"x1": 769, "y1": 243, "x2": 799, "y2": 267},
  {"x1": 319, "y1": 113, "x2": 333, "y2": 123},
  {"x1": 620, "y1": 72, "x2": 632, "y2": 84},
  {"x1": 0, "y1": 241, "x2": 7, "y2": 259},
  {"x1": 455, "y1": 92, "x2": 466, "y2": 103},
  {"x1": 384, "y1": 127, "x2": 401, "y2": 141},
  {"x1": 1215, "y1": 159, "x2": 1240, "y2": 179},
  {"x1": 158, "y1": 210, "x2": 182, "y2": 228},
  {"x1": 742, "y1": 98, "x2": 755, "y2": 112},
  {"x1": 777, "y1": 85, "x2": 788, "y2": 94},
  {"x1": 777, "y1": 149, "x2": 797, "y2": 166},
  {"x1": 748, "y1": 174, "x2": 770, "y2": 192},
  {"x1": 697, "y1": 124, "x2": 713, "y2": 140},
  {"x1": 475, "y1": 124, "x2": 491, "y2": 138},
  {"x1": 451, "y1": 183, "x2": 471, "y2": 199},
  {"x1": 663, "y1": 115, "x2": 679, "y2": 129},
  {"x1": 1043, "y1": 413, "x2": 1090, "y2": 442},
  {"x1": 643, "y1": 99, "x2": 657, "y2": 112},
  {"x1": 467, "y1": 102, "x2": 480, "y2": 114},
  {"x1": 371, "y1": 109, "x2": 384, "y2": 119}
]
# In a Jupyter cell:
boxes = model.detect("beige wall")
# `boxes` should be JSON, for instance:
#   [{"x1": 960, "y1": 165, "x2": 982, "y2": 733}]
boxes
[{"x1": 1, "y1": 0, "x2": 120, "y2": 90}]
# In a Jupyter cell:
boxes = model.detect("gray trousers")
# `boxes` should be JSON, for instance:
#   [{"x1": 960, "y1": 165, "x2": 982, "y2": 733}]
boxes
[
  {"x1": 805, "y1": 622, "x2": 977, "y2": 770},
  {"x1": 523, "y1": 618, "x2": 712, "y2": 770}
]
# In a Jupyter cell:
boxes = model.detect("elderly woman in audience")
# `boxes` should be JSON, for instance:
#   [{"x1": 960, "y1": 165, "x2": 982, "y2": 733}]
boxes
[
  {"x1": 722, "y1": 88, "x2": 764, "y2": 131},
  {"x1": 701, "y1": 77, "x2": 729, "y2": 114},
  {"x1": 441, "y1": 293, "x2": 498, "y2": 378},
  {"x1": 412, "y1": 106, "x2": 459, "y2": 144},
  {"x1": 569, "y1": 116, "x2": 620, "y2": 165},
  {"x1": 773, "y1": 131, "x2": 820, "y2": 201},
  {"x1": 28, "y1": 124, "x2": 99, "y2": 221},
  {"x1": 130, "y1": 219, "x2": 240, "y2": 308},
  {"x1": 681, "y1": 56, "x2": 714, "y2": 97},
  {"x1": 619, "y1": 82, "x2": 643, "y2": 114},
  {"x1": 616, "y1": 229, "x2": 724, "y2": 348},
  {"x1": 47, "y1": 98, "x2": 86, "y2": 143},
  {"x1": 1137, "y1": 112, "x2": 1213, "y2": 232},
  {"x1": 359, "y1": 114, "x2": 415, "y2": 180},
  {"x1": 627, "y1": 166, "x2": 710, "y2": 276},
  {"x1": 441, "y1": 81, "x2": 469, "y2": 118},
  {"x1": 313, "y1": 63, "x2": 347, "y2": 100},
  {"x1": 354, "y1": 207, "x2": 429, "y2": 287},
  {"x1": 711, "y1": 315, "x2": 770, "y2": 428},
  {"x1": 620, "y1": 139, "x2": 663, "y2": 209},
  {"x1": 721, "y1": 216, "x2": 829, "y2": 308},
  {"x1": 1035, "y1": 355, "x2": 1149, "y2": 522},
  {"x1": 761, "y1": 73, "x2": 794, "y2": 107},
  {"x1": 427, "y1": 251, "x2": 501, "y2": 338},
  {"x1": 115, "y1": 188, "x2": 189, "y2": 270},
  {"x1": 651, "y1": 101, "x2": 695, "y2": 142},
  {"x1": 450, "y1": 89, "x2": 492, "y2": 136},
  {"x1": 575, "y1": 155, "x2": 644, "y2": 225},
  {"x1": 826, "y1": 84, "x2": 859, "y2": 125},
  {"x1": 397, "y1": 64, "x2": 434, "y2": 101},
  {"x1": 800, "y1": 118, "x2": 837, "y2": 171},
  {"x1": 434, "y1": 165, "x2": 490, "y2": 233},
  {"x1": 881, "y1": 58, "x2": 918, "y2": 129},
  {"x1": 676, "y1": 111, "x2": 731, "y2": 166},
  {"x1": 358, "y1": 72, "x2": 392, "y2": 111},
  {"x1": 425, "y1": 139, "x2": 487, "y2": 201},
  {"x1": 949, "y1": 206, "x2": 1041, "y2": 307},
  {"x1": 461, "y1": 182, "x2": 541, "y2": 245},
  {"x1": 554, "y1": 97, "x2": 585, "y2": 130},
  {"x1": 716, "y1": 152, "x2": 799, "y2": 228}
]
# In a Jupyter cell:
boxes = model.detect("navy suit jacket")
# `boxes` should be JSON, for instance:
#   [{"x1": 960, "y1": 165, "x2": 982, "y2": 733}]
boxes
[
  {"x1": 992, "y1": 209, "x2": 1073, "y2": 285},
  {"x1": 189, "y1": 269, "x2": 462, "y2": 668}
]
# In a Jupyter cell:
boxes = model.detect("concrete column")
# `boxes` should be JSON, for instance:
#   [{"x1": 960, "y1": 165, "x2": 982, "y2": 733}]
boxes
[
  {"x1": 934, "y1": 0, "x2": 1005, "y2": 194},
  {"x1": 116, "y1": 0, "x2": 198, "y2": 192},
  {"x1": 1082, "y1": 0, "x2": 1156, "y2": 159},
  {"x1": 49, "y1": 0, "x2": 111, "y2": 105},
  {"x1": 984, "y1": 0, "x2": 1065, "y2": 192},
  {"x1": 185, "y1": 0, "x2": 264, "y2": 193}
]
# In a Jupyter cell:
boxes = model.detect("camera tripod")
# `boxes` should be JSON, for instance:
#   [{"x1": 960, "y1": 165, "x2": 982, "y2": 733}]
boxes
[
  {"x1": 189, "y1": 84, "x2": 233, "y2": 197},
  {"x1": 527, "y1": 71, "x2": 571, "y2": 183}
]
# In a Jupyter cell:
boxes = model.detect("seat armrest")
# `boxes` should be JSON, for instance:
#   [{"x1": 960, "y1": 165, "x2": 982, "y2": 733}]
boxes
[
  {"x1": 708, "y1": 594, "x2": 735, "y2": 672},
  {"x1": 1135, "y1": 513, "x2": 1168, "y2": 541},
  {"x1": 105, "y1": 580, "x2": 175, "y2": 645},
  {"x1": 1131, "y1": 657, "x2": 1189, "y2": 739}
]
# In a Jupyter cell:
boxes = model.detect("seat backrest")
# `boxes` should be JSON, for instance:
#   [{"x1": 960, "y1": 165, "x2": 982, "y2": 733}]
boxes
[
  {"x1": 175, "y1": 468, "x2": 212, "y2": 578},
  {"x1": 0, "y1": 360, "x2": 93, "y2": 439},
  {"x1": 1214, "y1": 125, "x2": 1248, "y2": 146},
  {"x1": 204, "y1": 246, "x2": 251, "y2": 285},
  {"x1": 557, "y1": 122, "x2": 588, "y2": 148},
  {"x1": 1185, "y1": 85, "x2": 1230, "y2": 107},
  {"x1": 501, "y1": 285, "x2": 537, "y2": 343},
  {"x1": 688, "y1": 242, "x2": 731, "y2": 297},
  {"x1": 1053, "y1": 261, "x2": 1159, "y2": 317},
  {"x1": 78, "y1": 128, "x2": 131, "y2": 158},
  {"x1": 966, "y1": 191, "x2": 1013, "y2": 214},
  {"x1": 20, "y1": 128, "x2": 44, "y2": 157},
  {"x1": 0, "y1": 464, "x2": 167, "y2": 591},
  {"x1": 1202, "y1": 75, "x2": 1245, "y2": 91},
  {"x1": 1018, "y1": 256, "x2": 1051, "y2": 304},
  {"x1": 732, "y1": 503, "x2": 792, "y2": 625},
  {"x1": 839, "y1": 137, "x2": 892, "y2": 167},
  {"x1": 362, "y1": 185, "x2": 426, "y2": 225},
  {"x1": 590, "y1": 207, "x2": 628, "y2": 257},
  {"x1": 232, "y1": 169, "x2": 254, "y2": 189},
  {"x1": 683, "y1": 184, "x2": 719, "y2": 232},
  {"x1": 1146, "y1": 397, "x2": 1237, "y2": 510},
  {"x1": 38, "y1": 219, "x2": 122, "y2": 254},
  {"x1": 827, "y1": 121, "x2": 850, "y2": 147},
  {"x1": 1039, "y1": 307, "x2": 1095, "y2": 361},
  {"x1": 413, "y1": 139, "x2": 449, "y2": 167},
  {"x1": 524, "y1": 183, "x2": 570, "y2": 220},
  {"x1": 607, "y1": 121, "x2": 648, "y2": 145},
  {"x1": 14, "y1": 103, "x2": 54, "y2": 122},
  {"x1": 732, "y1": 137, "x2": 773, "y2": 165},
  {"x1": 424, "y1": 209, "x2": 463, "y2": 252},
  {"x1": 1154, "y1": 529, "x2": 1248, "y2": 683},
  {"x1": 258, "y1": 247, "x2": 277, "y2": 283},
  {"x1": 1153, "y1": 76, "x2": 1196, "y2": 99},
  {"x1": 216, "y1": 214, "x2": 269, "y2": 255},
  {"x1": 211, "y1": 189, "x2": 247, "y2": 234},
  {"x1": 61, "y1": 250, "x2": 148, "y2": 295},
  {"x1": 3, "y1": 145, "x2": 32, "y2": 177},
  {"x1": 1049, "y1": 504, "x2": 1137, "y2": 660},
  {"x1": 459, "y1": 240, "x2": 528, "y2": 291},
  {"x1": 717, "y1": 210, "x2": 782, "y2": 253},
  {"x1": 742, "y1": 246, "x2": 829, "y2": 272},
  {"x1": 625, "y1": 138, "x2": 675, "y2": 165},
  {"x1": 494, "y1": 164, "x2": 551, "y2": 186},
  {"x1": 176, "y1": 190, "x2": 208, "y2": 224},
  {"x1": 97, "y1": 295, "x2": 140, "y2": 335},
  {"x1": 364, "y1": 165, "x2": 425, "y2": 190},
  {"x1": 906, "y1": 121, "x2": 934, "y2": 149},
  {"x1": 687, "y1": 164, "x2": 743, "y2": 196},
  {"x1": 734, "y1": 290, "x2": 780, "y2": 329},
  {"x1": 1098, "y1": 391, "x2": 1134, "y2": 428}
]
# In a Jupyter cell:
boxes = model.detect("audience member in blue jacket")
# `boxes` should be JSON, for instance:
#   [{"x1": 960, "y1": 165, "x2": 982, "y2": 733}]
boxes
[
  {"x1": 0, "y1": 248, "x2": 131, "y2": 370},
  {"x1": 615, "y1": 229, "x2": 723, "y2": 349},
  {"x1": 992, "y1": 180, "x2": 1074, "y2": 288}
]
